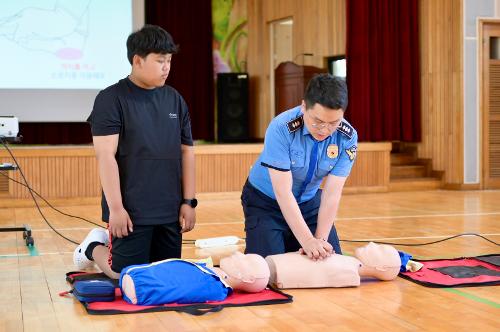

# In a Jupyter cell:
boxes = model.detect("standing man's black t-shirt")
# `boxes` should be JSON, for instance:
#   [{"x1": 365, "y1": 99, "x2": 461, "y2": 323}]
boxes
[{"x1": 87, "y1": 77, "x2": 193, "y2": 225}]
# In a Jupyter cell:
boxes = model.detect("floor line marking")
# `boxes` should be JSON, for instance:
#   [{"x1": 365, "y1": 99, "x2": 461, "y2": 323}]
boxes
[
  {"x1": 444, "y1": 288, "x2": 500, "y2": 309},
  {"x1": 2, "y1": 210, "x2": 500, "y2": 230},
  {"x1": 5, "y1": 231, "x2": 497, "y2": 241},
  {"x1": 340, "y1": 233, "x2": 500, "y2": 241},
  {"x1": 337, "y1": 211, "x2": 500, "y2": 221}
]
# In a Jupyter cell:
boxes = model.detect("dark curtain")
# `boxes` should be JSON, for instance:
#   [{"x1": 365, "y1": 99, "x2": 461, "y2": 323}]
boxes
[
  {"x1": 19, "y1": 123, "x2": 92, "y2": 144},
  {"x1": 346, "y1": 0, "x2": 421, "y2": 142},
  {"x1": 146, "y1": 0, "x2": 214, "y2": 141}
]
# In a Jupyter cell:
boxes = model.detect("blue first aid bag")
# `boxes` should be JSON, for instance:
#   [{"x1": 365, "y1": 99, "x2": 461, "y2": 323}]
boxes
[
  {"x1": 119, "y1": 259, "x2": 232, "y2": 305},
  {"x1": 72, "y1": 279, "x2": 116, "y2": 302}
]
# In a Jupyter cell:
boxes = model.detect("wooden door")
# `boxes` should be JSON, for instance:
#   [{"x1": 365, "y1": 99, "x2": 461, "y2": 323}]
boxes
[{"x1": 480, "y1": 20, "x2": 500, "y2": 188}]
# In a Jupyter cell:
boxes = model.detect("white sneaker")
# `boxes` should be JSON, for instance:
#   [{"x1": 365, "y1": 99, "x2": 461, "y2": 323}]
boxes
[{"x1": 73, "y1": 228, "x2": 109, "y2": 270}]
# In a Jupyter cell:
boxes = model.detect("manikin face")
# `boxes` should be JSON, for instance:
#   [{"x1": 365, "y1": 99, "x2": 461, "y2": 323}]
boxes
[
  {"x1": 354, "y1": 242, "x2": 401, "y2": 270},
  {"x1": 218, "y1": 252, "x2": 270, "y2": 292},
  {"x1": 132, "y1": 53, "x2": 172, "y2": 89},
  {"x1": 301, "y1": 101, "x2": 344, "y2": 141}
]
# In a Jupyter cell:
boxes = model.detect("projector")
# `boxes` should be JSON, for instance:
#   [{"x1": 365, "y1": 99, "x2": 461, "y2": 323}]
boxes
[{"x1": 0, "y1": 116, "x2": 19, "y2": 138}]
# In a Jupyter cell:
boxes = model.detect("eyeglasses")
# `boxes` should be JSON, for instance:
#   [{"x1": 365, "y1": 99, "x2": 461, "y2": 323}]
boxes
[
  {"x1": 306, "y1": 113, "x2": 342, "y2": 130},
  {"x1": 310, "y1": 122, "x2": 340, "y2": 130}
]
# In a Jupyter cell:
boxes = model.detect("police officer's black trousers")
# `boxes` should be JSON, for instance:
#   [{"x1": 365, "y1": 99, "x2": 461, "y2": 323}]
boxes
[{"x1": 241, "y1": 180, "x2": 342, "y2": 257}]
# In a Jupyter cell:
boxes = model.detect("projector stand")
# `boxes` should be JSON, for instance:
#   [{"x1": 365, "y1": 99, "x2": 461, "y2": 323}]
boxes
[{"x1": 0, "y1": 136, "x2": 35, "y2": 246}]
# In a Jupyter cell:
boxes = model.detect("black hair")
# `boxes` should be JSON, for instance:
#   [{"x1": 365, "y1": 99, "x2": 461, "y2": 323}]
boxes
[
  {"x1": 304, "y1": 74, "x2": 348, "y2": 111},
  {"x1": 126, "y1": 24, "x2": 179, "y2": 64}
]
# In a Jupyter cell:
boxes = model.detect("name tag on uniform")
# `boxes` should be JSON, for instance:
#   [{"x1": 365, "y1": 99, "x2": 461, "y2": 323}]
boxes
[{"x1": 327, "y1": 144, "x2": 338, "y2": 159}]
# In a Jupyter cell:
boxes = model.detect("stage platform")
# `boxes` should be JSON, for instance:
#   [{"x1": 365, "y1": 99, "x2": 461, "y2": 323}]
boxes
[{"x1": 0, "y1": 142, "x2": 391, "y2": 200}]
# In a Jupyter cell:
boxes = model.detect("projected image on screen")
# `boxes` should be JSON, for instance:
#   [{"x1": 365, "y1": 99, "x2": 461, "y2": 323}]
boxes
[{"x1": 0, "y1": 0, "x2": 132, "y2": 89}]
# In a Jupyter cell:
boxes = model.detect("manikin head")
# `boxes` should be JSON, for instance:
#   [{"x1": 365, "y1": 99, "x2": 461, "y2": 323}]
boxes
[
  {"x1": 214, "y1": 252, "x2": 270, "y2": 293},
  {"x1": 354, "y1": 242, "x2": 401, "y2": 281},
  {"x1": 127, "y1": 24, "x2": 178, "y2": 89}
]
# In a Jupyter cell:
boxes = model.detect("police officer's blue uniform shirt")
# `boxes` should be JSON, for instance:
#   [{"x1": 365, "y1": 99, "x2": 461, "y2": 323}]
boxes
[{"x1": 249, "y1": 106, "x2": 358, "y2": 203}]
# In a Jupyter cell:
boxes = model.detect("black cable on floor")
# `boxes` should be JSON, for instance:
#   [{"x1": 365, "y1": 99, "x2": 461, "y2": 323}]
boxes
[
  {"x1": 0, "y1": 171, "x2": 105, "y2": 229},
  {"x1": 184, "y1": 232, "x2": 500, "y2": 247},
  {"x1": 340, "y1": 233, "x2": 499, "y2": 246},
  {"x1": 1, "y1": 137, "x2": 79, "y2": 245}
]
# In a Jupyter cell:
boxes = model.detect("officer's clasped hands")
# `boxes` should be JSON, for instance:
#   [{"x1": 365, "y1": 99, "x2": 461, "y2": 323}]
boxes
[{"x1": 300, "y1": 237, "x2": 334, "y2": 261}]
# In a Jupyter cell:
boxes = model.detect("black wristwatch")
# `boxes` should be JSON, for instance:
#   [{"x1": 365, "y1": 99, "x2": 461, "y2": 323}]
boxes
[{"x1": 181, "y1": 198, "x2": 198, "y2": 208}]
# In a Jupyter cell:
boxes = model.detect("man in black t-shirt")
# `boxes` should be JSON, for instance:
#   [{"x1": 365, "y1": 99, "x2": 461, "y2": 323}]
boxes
[{"x1": 73, "y1": 25, "x2": 197, "y2": 279}]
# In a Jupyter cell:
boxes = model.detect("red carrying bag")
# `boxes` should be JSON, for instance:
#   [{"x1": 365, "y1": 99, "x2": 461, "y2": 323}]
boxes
[{"x1": 399, "y1": 254, "x2": 500, "y2": 287}]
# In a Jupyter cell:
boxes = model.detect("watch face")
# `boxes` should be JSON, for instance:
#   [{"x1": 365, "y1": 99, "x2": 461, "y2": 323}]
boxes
[{"x1": 184, "y1": 198, "x2": 197, "y2": 208}]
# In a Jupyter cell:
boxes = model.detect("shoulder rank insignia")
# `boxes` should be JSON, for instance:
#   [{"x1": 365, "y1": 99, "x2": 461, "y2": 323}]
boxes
[
  {"x1": 286, "y1": 116, "x2": 304, "y2": 133},
  {"x1": 346, "y1": 145, "x2": 357, "y2": 161},
  {"x1": 337, "y1": 121, "x2": 354, "y2": 139}
]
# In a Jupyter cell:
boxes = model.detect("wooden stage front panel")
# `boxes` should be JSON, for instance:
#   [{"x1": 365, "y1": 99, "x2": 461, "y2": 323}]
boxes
[{"x1": 0, "y1": 142, "x2": 391, "y2": 199}]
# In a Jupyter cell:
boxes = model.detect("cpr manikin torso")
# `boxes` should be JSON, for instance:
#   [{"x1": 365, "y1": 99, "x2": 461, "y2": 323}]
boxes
[
  {"x1": 265, "y1": 242, "x2": 401, "y2": 289},
  {"x1": 120, "y1": 252, "x2": 270, "y2": 305}
]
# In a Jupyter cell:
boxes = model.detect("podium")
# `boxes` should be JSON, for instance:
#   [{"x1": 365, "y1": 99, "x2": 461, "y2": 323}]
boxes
[
  {"x1": 0, "y1": 136, "x2": 34, "y2": 246},
  {"x1": 274, "y1": 61, "x2": 327, "y2": 115}
]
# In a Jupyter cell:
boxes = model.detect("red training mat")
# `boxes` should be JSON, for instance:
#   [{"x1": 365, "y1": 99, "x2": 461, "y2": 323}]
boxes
[
  {"x1": 64, "y1": 271, "x2": 293, "y2": 315},
  {"x1": 399, "y1": 254, "x2": 500, "y2": 288}
]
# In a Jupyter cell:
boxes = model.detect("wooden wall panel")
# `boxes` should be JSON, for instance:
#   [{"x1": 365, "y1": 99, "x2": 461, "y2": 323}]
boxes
[
  {"x1": 247, "y1": 0, "x2": 346, "y2": 138},
  {"x1": 344, "y1": 143, "x2": 391, "y2": 193},
  {"x1": 418, "y1": 0, "x2": 463, "y2": 184},
  {"x1": 194, "y1": 144, "x2": 262, "y2": 193},
  {"x1": 0, "y1": 165, "x2": 9, "y2": 195},
  {"x1": 0, "y1": 143, "x2": 389, "y2": 198},
  {"x1": 0, "y1": 150, "x2": 101, "y2": 199}
]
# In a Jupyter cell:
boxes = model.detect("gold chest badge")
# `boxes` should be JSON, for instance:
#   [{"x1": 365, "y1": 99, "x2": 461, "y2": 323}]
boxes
[{"x1": 327, "y1": 144, "x2": 339, "y2": 159}]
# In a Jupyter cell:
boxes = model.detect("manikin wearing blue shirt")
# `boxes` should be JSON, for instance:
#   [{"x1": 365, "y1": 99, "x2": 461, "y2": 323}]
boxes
[
  {"x1": 242, "y1": 74, "x2": 357, "y2": 261},
  {"x1": 120, "y1": 252, "x2": 270, "y2": 305}
]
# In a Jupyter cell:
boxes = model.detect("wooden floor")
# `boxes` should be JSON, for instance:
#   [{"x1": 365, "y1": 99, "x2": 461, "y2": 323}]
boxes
[{"x1": 0, "y1": 189, "x2": 499, "y2": 331}]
